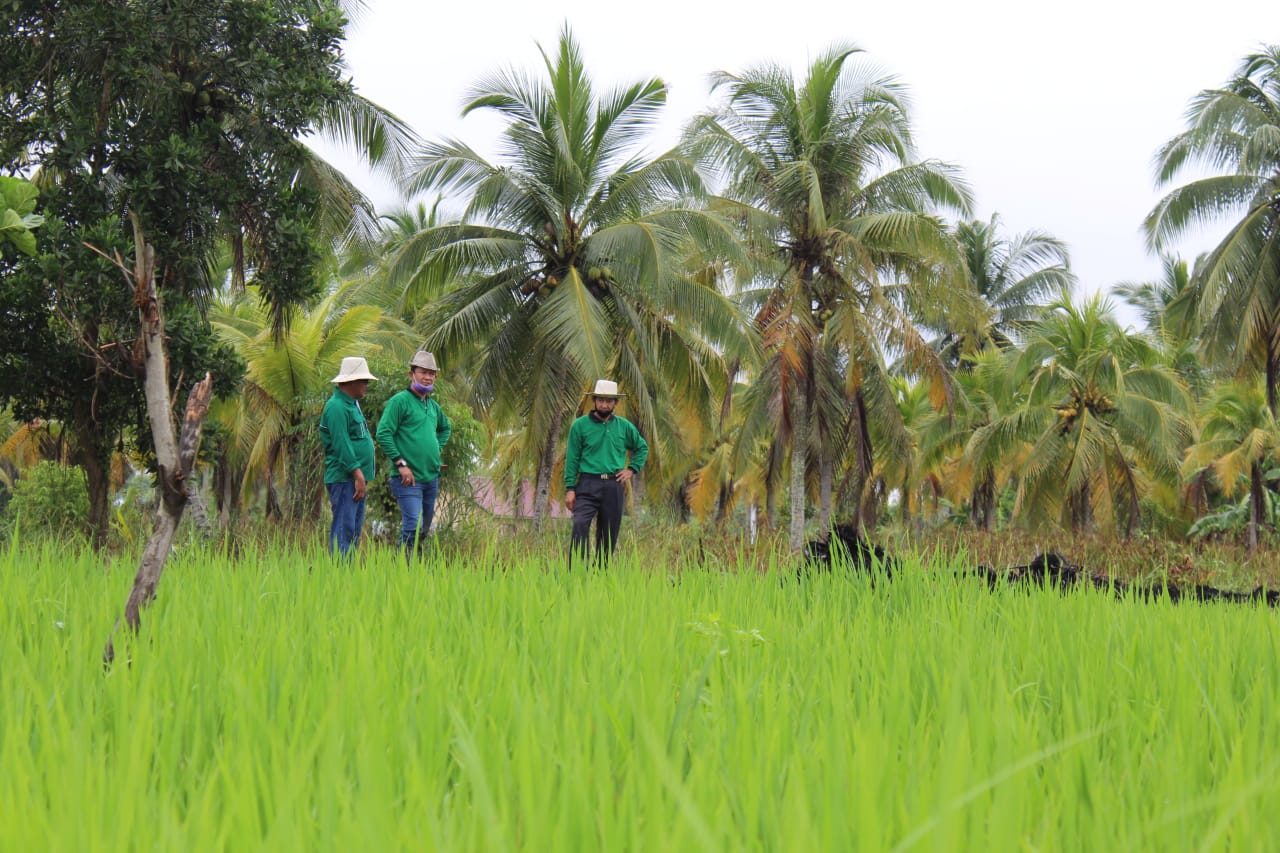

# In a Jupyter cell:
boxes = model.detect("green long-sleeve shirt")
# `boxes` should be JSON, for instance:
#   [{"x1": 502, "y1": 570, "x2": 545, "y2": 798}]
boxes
[
  {"x1": 563, "y1": 412, "x2": 649, "y2": 489},
  {"x1": 376, "y1": 389, "x2": 452, "y2": 481},
  {"x1": 320, "y1": 388, "x2": 376, "y2": 485}
]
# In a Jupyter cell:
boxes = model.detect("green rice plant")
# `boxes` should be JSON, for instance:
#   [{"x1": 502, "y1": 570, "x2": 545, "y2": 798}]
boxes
[{"x1": 2, "y1": 540, "x2": 1279, "y2": 850}]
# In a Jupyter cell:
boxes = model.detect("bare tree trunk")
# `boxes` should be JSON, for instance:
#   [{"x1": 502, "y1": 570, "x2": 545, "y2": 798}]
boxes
[
  {"x1": 532, "y1": 408, "x2": 564, "y2": 532},
  {"x1": 788, "y1": 392, "x2": 808, "y2": 553},
  {"x1": 104, "y1": 224, "x2": 214, "y2": 665}
]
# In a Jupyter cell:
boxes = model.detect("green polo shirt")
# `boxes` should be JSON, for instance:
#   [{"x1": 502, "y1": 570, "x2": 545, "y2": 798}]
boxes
[
  {"x1": 563, "y1": 412, "x2": 649, "y2": 489},
  {"x1": 319, "y1": 388, "x2": 376, "y2": 485},
  {"x1": 376, "y1": 389, "x2": 452, "y2": 481}
]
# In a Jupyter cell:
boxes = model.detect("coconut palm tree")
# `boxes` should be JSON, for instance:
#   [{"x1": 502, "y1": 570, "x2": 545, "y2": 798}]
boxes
[
  {"x1": 916, "y1": 351, "x2": 1024, "y2": 530},
  {"x1": 1146, "y1": 46, "x2": 1280, "y2": 414},
  {"x1": 1113, "y1": 253, "x2": 1215, "y2": 403},
  {"x1": 684, "y1": 43, "x2": 973, "y2": 549},
  {"x1": 1182, "y1": 380, "x2": 1280, "y2": 550},
  {"x1": 393, "y1": 26, "x2": 749, "y2": 528},
  {"x1": 209, "y1": 280, "x2": 414, "y2": 522},
  {"x1": 932, "y1": 214, "x2": 1074, "y2": 368},
  {"x1": 974, "y1": 295, "x2": 1190, "y2": 534}
]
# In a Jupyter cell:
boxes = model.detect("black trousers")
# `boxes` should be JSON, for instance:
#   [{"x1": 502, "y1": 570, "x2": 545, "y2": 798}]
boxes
[{"x1": 569, "y1": 474, "x2": 623, "y2": 567}]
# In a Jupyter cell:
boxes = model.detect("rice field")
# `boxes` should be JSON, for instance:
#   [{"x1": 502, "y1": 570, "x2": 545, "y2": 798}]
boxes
[{"x1": 4, "y1": 537, "x2": 1279, "y2": 850}]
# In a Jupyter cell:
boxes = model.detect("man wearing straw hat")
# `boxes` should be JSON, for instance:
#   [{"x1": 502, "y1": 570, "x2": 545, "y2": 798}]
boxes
[
  {"x1": 563, "y1": 379, "x2": 648, "y2": 567},
  {"x1": 377, "y1": 350, "x2": 452, "y2": 558},
  {"x1": 320, "y1": 356, "x2": 378, "y2": 556}
]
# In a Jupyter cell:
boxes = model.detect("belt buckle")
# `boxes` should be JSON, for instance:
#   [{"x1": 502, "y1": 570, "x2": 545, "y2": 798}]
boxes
[{"x1": 599, "y1": 473, "x2": 611, "y2": 479}]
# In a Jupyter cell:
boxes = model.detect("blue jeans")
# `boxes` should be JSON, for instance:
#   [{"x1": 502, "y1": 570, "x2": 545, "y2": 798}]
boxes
[
  {"x1": 327, "y1": 481, "x2": 366, "y2": 556},
  {"x1": 391, "y1": 475, "x2": 439, "y2": 555}
]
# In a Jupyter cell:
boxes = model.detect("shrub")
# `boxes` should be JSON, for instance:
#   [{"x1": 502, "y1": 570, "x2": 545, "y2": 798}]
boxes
[{"x1": 0, "y1": 461, "x2": 89, "y2": 540}]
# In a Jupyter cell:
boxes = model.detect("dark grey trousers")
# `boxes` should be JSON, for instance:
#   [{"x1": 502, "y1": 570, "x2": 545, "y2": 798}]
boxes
[{"x1": 569, "y1": 474, "x2": 623, "y2": 568}]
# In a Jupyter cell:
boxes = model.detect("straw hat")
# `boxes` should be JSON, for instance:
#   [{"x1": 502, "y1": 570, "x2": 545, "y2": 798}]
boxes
[
  {"x1": 409, "y1": 350, "x2": 439, "y2": 371},
  {"x1": 330, "y1": 356, "x2": 378, "y2": 383},
  {"x1": 584, "y1": 379, "x2": 624, "y2": 398}
]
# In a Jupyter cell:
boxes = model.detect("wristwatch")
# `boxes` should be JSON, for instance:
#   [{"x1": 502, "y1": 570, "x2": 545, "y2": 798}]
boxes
[{"x1": 395, "y1": 459, "x2": 408, "y2": 469}]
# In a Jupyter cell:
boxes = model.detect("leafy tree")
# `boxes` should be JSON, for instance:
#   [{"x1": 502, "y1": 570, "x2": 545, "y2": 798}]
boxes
[
  {"x1": 0, "y1": 176, "x2": 43, "y2": 256},
  {"x1": 396, "y1": 26, "x2": 748, "y2": 528},
  {"x1": 2, "y1": 0, "x2": 356, "y2": 647},
  {"x1": 685, "y1": 43, "x2": 973, "y2": 549},
  {"x1": 1146, "y1": 46, "x2": 1280, "y2": 413}
]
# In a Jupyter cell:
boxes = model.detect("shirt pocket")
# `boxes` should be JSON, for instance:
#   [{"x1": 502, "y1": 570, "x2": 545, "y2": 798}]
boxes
[{"x1": 348, "y1": 417, "x2": 369, "y2": 441}]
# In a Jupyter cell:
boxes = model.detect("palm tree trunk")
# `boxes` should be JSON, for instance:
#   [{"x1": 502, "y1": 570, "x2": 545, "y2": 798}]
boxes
[
  {"x1": 532, "y1": 408, "x2": 564, "y2": 532},
  {"x1": 900, "y1": 476, "x2": 911, "y2": 529},
  {"x1": 764, "y1": 473, "x2": 777, "y2": 531},
  {"x1": 788, "y1": 391, "x2": 808, "y2": 552},
  {"x1": 970, "y1": 467, "x2": 995, "y2": 530},
  {"x1": 214, "y1": 450, "x2": 242, "y2": 528},
  {"x1": 835, "y1": 389, "x2": 875, "y2": 536},
  {"x1": 1249, "y1": 460, "x2": 1264, "y2": 551},
  {"x1": 1268, "y1": 342, "x2": 1279, "y2": 419},
  {"x1": 1070, "y1": 481, "x2": 1093, "y2": 532},
  {"x1": 264, "y1": 437, "x2": 283, "y2": 519},
  {"x1": 816, "y1": 448, "x2": 833, "y2": 539}
]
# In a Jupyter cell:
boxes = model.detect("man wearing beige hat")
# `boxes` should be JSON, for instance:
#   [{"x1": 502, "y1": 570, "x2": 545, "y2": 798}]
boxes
[
  {"x1": 320, "y1": 356, "x2": 378, "y2": 556},
  {"x1": 377, "y1": 350, "x2": 452, "y2": 558},
  {"x1": 563, "y1": 379, "x2": 648, "y2": 567}
]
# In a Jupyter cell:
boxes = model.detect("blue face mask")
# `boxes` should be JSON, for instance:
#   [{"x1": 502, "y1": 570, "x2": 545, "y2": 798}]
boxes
[{"x1": 411, "y1": 381, "x2": 434, "y2": 395}]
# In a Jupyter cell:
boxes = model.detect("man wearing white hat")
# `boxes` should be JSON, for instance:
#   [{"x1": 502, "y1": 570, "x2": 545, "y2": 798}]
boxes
[
  {"x1": 376, "y1": 350, "x2": 452, "y2": 558},
  {"x1": 563, "y1": 379, "x2": 649, "y2": 566},
  {"x1": 320, "y1": 356, "x2": 378, "y2": 556}
]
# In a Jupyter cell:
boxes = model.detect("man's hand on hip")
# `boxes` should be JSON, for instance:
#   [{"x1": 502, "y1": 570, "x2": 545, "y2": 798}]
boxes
[{"x1": 616, "y1": 469, "x2": 634, "y2": 484}]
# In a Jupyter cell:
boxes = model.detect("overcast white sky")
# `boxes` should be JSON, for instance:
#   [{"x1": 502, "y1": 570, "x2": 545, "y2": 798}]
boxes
[{"x1": 316, "y1": 0, "x2": 1274, "y2": 326}]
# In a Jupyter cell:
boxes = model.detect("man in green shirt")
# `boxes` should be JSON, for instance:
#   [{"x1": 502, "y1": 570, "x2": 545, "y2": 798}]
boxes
[
  {"x1": 319, "y1": 356, "x2": 378, "y2": 556},
  {"x1": 376, "y1": 350, "x2": 452, "y2": 558},
  {"x1": 564, "y1": 379, "x2": 649, "y2": 567}
]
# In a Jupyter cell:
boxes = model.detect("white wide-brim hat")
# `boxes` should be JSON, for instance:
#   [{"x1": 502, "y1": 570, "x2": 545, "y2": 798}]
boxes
[
  {"x1": 331, "y1": 356, "x2": 378, "y2": 383},
  {"x1": 409, "y1": 350, "x2": 439, "y2": 371},
  {"x1": 583, "y1": 379, "x2": 624, "y2": 398}
]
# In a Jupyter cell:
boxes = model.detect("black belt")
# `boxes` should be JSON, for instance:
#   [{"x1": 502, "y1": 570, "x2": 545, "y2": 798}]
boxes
[{"x1": 581, "y1": 472, "x2": 616, "y2": 479}]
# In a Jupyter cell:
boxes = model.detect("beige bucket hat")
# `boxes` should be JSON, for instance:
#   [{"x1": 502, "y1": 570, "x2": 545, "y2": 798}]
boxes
[
  {"x1": 584, "y1": 379, "x2": 624, "y2": 398},
  {"x1": 330, "y1": 356, "x2": 378, "y2": 383},
  {"x1": 409, "y1": 350, "x2": 439, "y2": 371}
]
